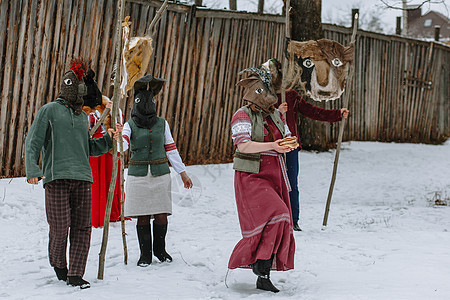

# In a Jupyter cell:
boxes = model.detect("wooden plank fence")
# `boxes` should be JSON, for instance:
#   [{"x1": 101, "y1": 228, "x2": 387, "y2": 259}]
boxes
[{"x1": 0, "y1": 0, "x2": 449, "y2": 177}]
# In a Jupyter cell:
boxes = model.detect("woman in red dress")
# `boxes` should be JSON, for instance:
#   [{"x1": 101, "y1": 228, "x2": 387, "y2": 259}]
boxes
[
  {"x1": 82, "y1": 69, "x2": 122, "y2": 228},
  {"x1": 228, "y1": 74, "x2": 297, "y2": 293}
]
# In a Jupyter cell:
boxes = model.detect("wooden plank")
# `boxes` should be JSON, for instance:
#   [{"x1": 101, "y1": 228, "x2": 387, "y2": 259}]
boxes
[
  {"x1": 0, "y1": 0, "x2": 20, "y2": 176},
  {"x1": 97, "y1": 0, "x2": 114, "y2": 93},
  {"x1": 15, "y1": 0, "x2": 39, "y2": 176},
  {"x1": 192, "y1": 17, "x2": 211, "y2": 162},
  {"x1": 167, "y1": 13, "x2": 186, "y2": 143},
  {"x1": 137, "y1": 2, "x2": 149, "y2": 36},
  {"x1": 63, "y1": 0, "x2": 79, "y2": 71},
  {"x1": 210, "y1": 18, "x2": 231, "y2": 160},
  {"x1": 10, "y1": 0, "x2": 31, "y2": 176},
  {"x1": 26, "y1": 0, "x2": 47, "y2": 136},
  {"x1": 159, "y1": 11, "x2": 176, "y2": 120},
  {"x1": 54, "y1": 0, "x2": 73, "y2": 103},
  {"x1": 46, "y1": 0, "x2": 64, "y2": 106},
  {"x1": 35, "y1": 0, "x2": 57, "y2": 113},
  {"x1": 176, "y1": 8, "x2": 195, "y2": 162},
  {"x1": 199, "y1": 18, "x2": 222, "y2": 162},
  {"x1": 89, "y1": 0, "x2": 105, "y2": 72},
  {"x1": 0, "y1": 0, "x2": 9, "y2": 91},
  {"x1": 73, "y1": 0, "x2": 86, "y2": 57},
  {"x1": 184, "y1": 17, "x2": 204, "y2": 164}
]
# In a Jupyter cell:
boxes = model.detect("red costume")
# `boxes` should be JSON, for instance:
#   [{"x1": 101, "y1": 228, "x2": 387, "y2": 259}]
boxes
[
  {"x1": 88, "y1": 110, "x2": 121, "y2": 228},
  {"x1": 228, "y1": 109, "x2": 295, "y2": 271}
]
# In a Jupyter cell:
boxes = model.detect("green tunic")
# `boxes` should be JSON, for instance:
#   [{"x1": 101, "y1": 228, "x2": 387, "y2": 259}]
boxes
[
  {"x1": 127, "y1": 118, "x2": 170, "y2": 177},
  {"x1": 25, "y1": 98, "x2": 113, "y2": 185}
]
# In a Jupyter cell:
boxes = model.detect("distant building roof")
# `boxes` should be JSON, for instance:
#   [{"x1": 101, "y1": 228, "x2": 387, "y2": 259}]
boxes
[{"x1": 408, "y1": 8, "x2": 450, "y2": 41}]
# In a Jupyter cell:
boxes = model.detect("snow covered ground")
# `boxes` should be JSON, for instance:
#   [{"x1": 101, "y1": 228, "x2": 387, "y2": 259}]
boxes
[{"x1": 1, "y1": 141, "x2": 449, "y2": 300}]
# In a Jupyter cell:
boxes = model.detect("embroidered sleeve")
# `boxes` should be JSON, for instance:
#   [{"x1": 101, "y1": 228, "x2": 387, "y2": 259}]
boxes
[
  {"x1": 164, "y1": 120, "x2": 186, "y2": 174},
  {"x1": 231, "y1": 108, "x2": 252, "y2": 146},
  {"x1": 121, "y1": 122, "x2": 131, "y2": 152}
]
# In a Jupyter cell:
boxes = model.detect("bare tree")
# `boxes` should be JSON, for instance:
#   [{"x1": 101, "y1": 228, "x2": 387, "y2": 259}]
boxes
[{"x1": 324, "y1": 2, "x2": 387, "y2": 34}]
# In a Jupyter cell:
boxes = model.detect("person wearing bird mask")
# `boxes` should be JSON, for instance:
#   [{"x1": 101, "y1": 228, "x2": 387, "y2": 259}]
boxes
[
  {"x1": 228, "y1": 69, "x2": 297, "y2": 293},
  {"x1": 121, "y1": 74, "x2": 193, "y2": 267},
  {"x1": 25, "y1": 59, "x2": 122, "y2": 289},
  {"x1": 82, "y1": 68, "x2": 123, "y2": 228}
]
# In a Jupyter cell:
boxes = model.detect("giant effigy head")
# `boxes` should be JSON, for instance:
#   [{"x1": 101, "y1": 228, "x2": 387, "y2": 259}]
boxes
[{"x1": 261, "y1": 39, "x2": 354, "y2": 101}]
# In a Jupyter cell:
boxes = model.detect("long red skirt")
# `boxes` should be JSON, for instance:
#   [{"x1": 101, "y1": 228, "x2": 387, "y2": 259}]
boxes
[
  {"x1": 90, "y1": 151, "x2": 121, "y2": 228},
  {"x1": 228, "y1": 153, "x2": 295, "y2": 271}
]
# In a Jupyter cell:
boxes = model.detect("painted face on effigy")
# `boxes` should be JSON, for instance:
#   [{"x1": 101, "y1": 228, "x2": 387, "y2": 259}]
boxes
[{"x1": 285, "y1": 39, "x2": 354, "y2": 101}]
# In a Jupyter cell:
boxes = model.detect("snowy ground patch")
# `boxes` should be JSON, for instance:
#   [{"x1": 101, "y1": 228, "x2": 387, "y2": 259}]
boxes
[{"x1": 1, "y1": 141, "x2": 449, "y2": 299}]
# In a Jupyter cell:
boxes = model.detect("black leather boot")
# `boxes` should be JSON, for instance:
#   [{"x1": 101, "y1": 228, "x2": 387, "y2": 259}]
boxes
[
  {"x1": 153, "y1": 223, "x2": 173, "y2": 262},
  {"x1": 257, "y1": 275, "x2": 279, "y2": 293},
  {"x1": 252, "y1": 257, "x2": 279, "y2": 293},
  {"x1": 67, "y1": 276, "x2": 90, "y2": 289},
  {"x1": 252, "y1": 258, "x2": 273, "y2": 276},
  {"x1": 54, "y1": 266, "x2": 68, "y2": 281},
  {"x1": 136, "y1": 225, "x2": 152, "y2": 267}
]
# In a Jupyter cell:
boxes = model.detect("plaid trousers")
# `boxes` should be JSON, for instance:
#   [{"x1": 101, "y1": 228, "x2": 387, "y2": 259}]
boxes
[{"x1": 45, "y1": 179, "x2": 92, "y2": 277}]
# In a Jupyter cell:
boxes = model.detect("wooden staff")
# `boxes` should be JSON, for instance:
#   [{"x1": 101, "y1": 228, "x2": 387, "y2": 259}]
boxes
[
  {"x1": 89, "y1": 108, "x2": 110, "y2": 136},
  {"x1": 281, "y1": 0, "x2": 290, "y2": 104},
  {"x1": 147, "y1": 0, "x2": 170, "y2": 37},
  {"x1": 117, "y1": 108, "x2": 128, "y2": 265},
  {"x1": 98, "y1": 0, "x2": 125, "y2": 280},
  {"x1": 322, "y1": 13, "x2": 358, "y2": 228}
]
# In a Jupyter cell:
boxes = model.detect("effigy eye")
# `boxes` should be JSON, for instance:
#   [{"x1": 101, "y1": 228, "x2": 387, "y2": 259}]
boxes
[
  {"x1": 332, "y1": 58, "x2": 343, "y2": 67},
  {"x1": 303, "y1": 59, "x2": 314, "y2": 68}
]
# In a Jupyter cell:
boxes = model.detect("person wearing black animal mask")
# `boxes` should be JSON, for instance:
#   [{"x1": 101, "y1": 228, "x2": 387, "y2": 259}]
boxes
[
  {"x1": 25, "y1": 60, "x2": 122, "y2": 289},
  {"x1": 121, "y1": 74, "x2": 193, "y2": 267},
  {"x1": 82, "y1": 69, "x2": 123, "y2": 228}
]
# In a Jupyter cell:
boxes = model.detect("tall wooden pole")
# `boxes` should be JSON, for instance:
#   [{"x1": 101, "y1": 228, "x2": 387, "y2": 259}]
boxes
[
  {"x1": 98, "y1": 0, "x2": 125, "y2": 280},
  {"x1": 322, "y1": 13, "x2": 358, "y2": 228},
  {"x1": 280, "y1": 0, "x2": 290, "y2": 104}
]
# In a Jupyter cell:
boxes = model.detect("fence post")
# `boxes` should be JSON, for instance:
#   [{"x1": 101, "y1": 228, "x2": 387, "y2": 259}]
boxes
[
  {"x1": 229, "y1": 0, "x2": 236, "y2": 10},
  {"x1": 258, "y1": 0, "x2": 264, "y2": 14},
  {"x1": 351, "y1": 9, "x2": 359, "y2": 29},
  {"x1": 434, "y1": 26, "x2": 440, "y2": 41},
  {"x1": 195, "y1": 0, "x2": 202, "y2": 6},
  {"x1": 396, "y1": 16, "x2": 401, "y2": 35}
]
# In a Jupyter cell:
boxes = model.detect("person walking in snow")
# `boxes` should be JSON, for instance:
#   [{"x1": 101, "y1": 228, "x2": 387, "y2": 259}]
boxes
[
  {"x1": 277, "y1": 90, "x2": 349, "y2": 231},
  {"x1": 228, "y1": 72, "x2": 296, "y2": 293},
  {"x1": 121, "y1": 74, "x2": 193, "y2": 267},
  {"x1": 25, "y1": 60, "x2": 121, "y2": 289}
]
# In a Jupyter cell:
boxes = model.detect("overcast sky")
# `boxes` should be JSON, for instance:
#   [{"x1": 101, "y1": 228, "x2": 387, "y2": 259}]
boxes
[{"x1": 197, "y1": 0, "x2": 450, "y2": 34}]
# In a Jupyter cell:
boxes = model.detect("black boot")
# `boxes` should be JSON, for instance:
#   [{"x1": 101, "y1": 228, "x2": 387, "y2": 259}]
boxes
[
  {"x1": 153, "y1": 223, "x2": 173, "y2": 262},
  {"x1": 257, "y1": 276, "x2": 279, "y2": 293},
  {"x1": 252, "y1": 257, "x2": 279, "y2": 293},
  {"x1": 293, "y1": 222, "x2": 302, "y2": 231},
  {"x1": 54, "y1": 266, "x2": 68, "y2": 281},
  {"x1": 252, "y1": 258, "x2": 273, "y2": 276},
  {"x1": 136, "y1": 225, "x2": 152, "y2": 267},
  {"x1": 67, "y1": 276, "x2": 90, "y2": 289}
]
